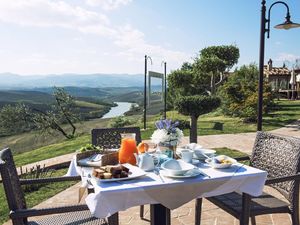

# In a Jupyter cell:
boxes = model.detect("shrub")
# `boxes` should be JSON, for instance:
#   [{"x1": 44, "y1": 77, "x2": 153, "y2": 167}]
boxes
[
  {"x1": 218, "y1": 64, "x2": 274, "y2": 122},
  {"x1": 109, "y1": 116, "x2": 133, "y2": 128},
  {"x1": 176, "y1": 119, "x2": 191, "y2": 130},
  {"x1": 20, "y1": 165, "x2": 55, "y2": 192}
]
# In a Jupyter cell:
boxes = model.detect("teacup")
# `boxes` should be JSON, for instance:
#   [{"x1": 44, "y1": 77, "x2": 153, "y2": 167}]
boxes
[{"x1": 181, "y1": 150, "x2": 194, "y2": 163}]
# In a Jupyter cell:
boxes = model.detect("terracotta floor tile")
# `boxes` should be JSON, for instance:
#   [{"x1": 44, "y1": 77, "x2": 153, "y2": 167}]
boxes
[{"x1": 271, "y1": 213, "x2": 292, "y2": 225}]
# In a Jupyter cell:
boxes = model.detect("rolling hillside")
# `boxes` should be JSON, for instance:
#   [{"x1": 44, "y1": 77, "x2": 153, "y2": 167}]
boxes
[{"x1": 0, "y1": 73, "x2": 162, "y2": 88}]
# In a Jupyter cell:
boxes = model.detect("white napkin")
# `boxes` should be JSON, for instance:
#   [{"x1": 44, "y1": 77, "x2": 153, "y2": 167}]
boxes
[
  {"x1": 185, "y1": 143, "x2": 202, "y2": 150},
  {"x1": 77, "y1": 154, "x2": 103, "y2": 167}
]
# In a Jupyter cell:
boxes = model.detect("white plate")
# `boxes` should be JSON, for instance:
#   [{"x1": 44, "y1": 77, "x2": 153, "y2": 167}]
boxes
[
  {"x1": 160, "y1": 168, "x2": 202, "y2": 178},
  {"x1": 191, "y1": 159, "x2": 200, "y2": 165},
  {"x1": 93, "y1": 163, "x2": 146, "y2": 182},
  {"x1": 205, "y1": 155, "x2": 237, "y2": 169}
]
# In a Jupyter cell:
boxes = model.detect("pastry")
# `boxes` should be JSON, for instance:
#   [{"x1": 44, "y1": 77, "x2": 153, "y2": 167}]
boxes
[
  {"x1": 103, "y1": 172, "x2": 112, "y2": 179},
  {"x1": 93, "y1": 164, "x2": 130, "y2": 179}
]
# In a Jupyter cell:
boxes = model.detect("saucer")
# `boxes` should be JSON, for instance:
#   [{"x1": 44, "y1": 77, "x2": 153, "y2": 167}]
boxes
[
  {"x1": 191, "y1": 159, "x2": 200, "y2": 165},
  {"x1": 160, "y1": 168, "x2": 202, "y2": 178}
]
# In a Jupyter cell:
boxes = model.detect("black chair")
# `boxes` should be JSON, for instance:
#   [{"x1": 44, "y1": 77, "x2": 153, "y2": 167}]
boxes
[
  {"x1": 195, "y1": 131, "x2": 300, "y2": 225},
  {"x1": 91, "y1": 127, "x2": 146, "y2": 220},
  {"x1": 91, "y1": 127, "x2": 142, "y2": 149},
  {"x1": 0, "y1": 148, "x2": 112, "y2": 225}
]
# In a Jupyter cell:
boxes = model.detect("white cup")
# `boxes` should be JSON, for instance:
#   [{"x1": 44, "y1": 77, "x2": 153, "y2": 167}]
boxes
[{"x1": 181, "y1": 150, "x2": 194, "y2": 163}]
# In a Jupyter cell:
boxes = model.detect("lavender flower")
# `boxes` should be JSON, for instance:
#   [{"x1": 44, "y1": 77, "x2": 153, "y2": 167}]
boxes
[
  {"x1": 151, "y1": 119, "x2": 183, "y2": 146},
  {"x1": 155, "y1": 120, "x2": 164, "y2": 129}
]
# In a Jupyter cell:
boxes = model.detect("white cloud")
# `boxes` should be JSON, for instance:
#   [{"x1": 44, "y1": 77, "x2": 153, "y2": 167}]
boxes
[
  {"x1": 0, "y1": 0, "x2": 110, "y2": 29},
  {"x1": 114, "y1": 25, "x2": 190, "y2": 64},
  {"x1": 275, "y1": 52, "x2": 300, "y2": 62},
  {"x1": 0, "y1": 0, "x2": 190, "y2": 73},
  {"x1": 85, "y1": 0, "x2": 132, "y2": 10}
]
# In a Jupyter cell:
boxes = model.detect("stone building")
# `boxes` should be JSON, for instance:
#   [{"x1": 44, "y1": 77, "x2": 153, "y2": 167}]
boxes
[{"x1": 263, "y1": 59, "x2": 300, "y2": 98}]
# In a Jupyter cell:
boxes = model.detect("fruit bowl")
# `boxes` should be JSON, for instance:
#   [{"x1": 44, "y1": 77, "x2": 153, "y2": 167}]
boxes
[{"x1": 205, "y1": 155, "x2": 237, "y2": 169}]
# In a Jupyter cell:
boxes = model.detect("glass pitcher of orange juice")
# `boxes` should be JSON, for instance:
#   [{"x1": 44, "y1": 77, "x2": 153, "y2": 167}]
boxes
[{"x1": 119, "y1": 133, "x2": 138, "y2": 165}]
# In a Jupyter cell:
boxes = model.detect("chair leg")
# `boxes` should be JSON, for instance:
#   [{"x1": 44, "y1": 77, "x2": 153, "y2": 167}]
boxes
[
  {"x1": 251, "y1": 216, "x2": 256, "y2": 225},
  {"x1": 166, "y1": 208, "x2": 171, "y2": 225},
  {"x1": 140, "y1": 205, "x2": 144, "y2": 219},
  {"x1": 291, "y1": 211, "x2": 299, "y2": 225},
  {"x1": 195, "y1": 198, "x2": 202, "y2": 225}
]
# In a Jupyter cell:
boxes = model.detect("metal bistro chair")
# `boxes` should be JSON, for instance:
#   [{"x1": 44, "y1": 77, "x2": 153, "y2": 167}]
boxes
[
  {"x1": 195, "y1": 131, "x2": 300, "y2": 225},
  {"x1": 0, "y1": 148, "x2": 109, "y2": 225},
  {"x1": 91, "y1": 127, "x2": 146, "y2": 220}
]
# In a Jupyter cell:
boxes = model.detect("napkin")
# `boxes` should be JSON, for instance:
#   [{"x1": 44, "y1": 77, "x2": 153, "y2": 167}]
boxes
[
  {"x1": 77, "y1": 154, "x2": 103, "y2": 167},
  {"x1": 185, "y1": 143, "x2": 202, "y2": 150}
]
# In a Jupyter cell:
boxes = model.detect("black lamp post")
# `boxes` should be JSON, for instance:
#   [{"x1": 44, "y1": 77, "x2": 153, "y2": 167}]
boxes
[
  {"x1": 257, "y1": 0, "x2": 300, "y2": 131},
  {"x1": 161, "y1": 61, "x2": 167, "y2": 119},
  {"x1": 144, "y1": 55, "x2": 152, "y2": 130}
]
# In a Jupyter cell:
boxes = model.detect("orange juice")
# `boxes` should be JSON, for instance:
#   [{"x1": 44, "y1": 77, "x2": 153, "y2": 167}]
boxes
[{"x1": 119, "y1": 138, "x2": 138, "y2": 165}]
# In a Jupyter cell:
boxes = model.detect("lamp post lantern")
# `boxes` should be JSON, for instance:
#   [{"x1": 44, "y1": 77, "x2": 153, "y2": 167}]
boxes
[{"x1": 257, "y1": 0, "x2": 300, "y2": 131}]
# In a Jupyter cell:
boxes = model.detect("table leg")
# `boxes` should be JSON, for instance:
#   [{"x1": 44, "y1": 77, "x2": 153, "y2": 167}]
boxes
[
  {"x1": 107, "y1": 212, "x2": 119, "y2": 225},
  {"x1": 195, "y1": 198, "x2": 202, "y2": 225},
  {"x1": 240, "y1": 193, "x2": 250, "y2": 225},
  {"x1": 150, "y1": 204, "x2": 169, "y2": 225}
]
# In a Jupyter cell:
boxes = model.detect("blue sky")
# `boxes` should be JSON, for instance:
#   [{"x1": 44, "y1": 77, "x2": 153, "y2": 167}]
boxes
[{"x1": 0, "y1": 0, "x2": 299, "y2": 75}]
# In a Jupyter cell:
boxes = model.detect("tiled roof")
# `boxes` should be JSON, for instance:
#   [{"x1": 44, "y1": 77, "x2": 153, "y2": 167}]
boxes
[{"x1": 264, "y1": 65, "x2": 290, "y2": 76}]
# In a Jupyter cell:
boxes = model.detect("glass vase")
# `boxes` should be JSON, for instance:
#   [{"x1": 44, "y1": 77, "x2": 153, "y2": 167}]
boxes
[{"x1": 159, "y1": 142, "x2": 177, "y2": 159}]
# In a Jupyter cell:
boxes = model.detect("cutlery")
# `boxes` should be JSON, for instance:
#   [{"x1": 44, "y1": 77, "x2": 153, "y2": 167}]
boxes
[{"x1": 154, "y1": 168, "x2": 165, "y2": 183}]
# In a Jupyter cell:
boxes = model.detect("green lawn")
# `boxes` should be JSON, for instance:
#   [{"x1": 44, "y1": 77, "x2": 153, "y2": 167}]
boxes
[
  {"x1": 14, "y1": 135, "x2": 90, "y2": 167},
  {"x1": 0, "y1": 168, "x2": 77, "y2": 224},
  {"x1": 7, "y1": 99, "x2": 300, "y2": 167}
]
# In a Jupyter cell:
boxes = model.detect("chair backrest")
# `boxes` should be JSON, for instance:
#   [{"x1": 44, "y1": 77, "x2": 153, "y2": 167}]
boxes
[
  {"x1": 91, "y1": 127, "x2": 142, "y2": 149},
  {"x1": 250, "y1": 131, "x2": 300, "y2": 203},
  {"x1": 0, "y1": 148, "x2": 27, "y2": 212}
]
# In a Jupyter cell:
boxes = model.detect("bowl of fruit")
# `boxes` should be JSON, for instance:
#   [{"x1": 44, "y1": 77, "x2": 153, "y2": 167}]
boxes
[{"x1": 205, "y1": 155, "x2": 237, "y2": 169}]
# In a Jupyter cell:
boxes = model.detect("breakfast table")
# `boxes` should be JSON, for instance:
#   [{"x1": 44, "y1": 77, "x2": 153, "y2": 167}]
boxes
[{"x1": 67, "y1": 157, "x2": 267, "y2": 225}]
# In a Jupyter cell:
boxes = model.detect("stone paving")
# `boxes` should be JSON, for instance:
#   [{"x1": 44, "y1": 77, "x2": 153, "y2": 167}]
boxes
[{"x1": 4, "y1": 121, "x2": 300, "y2": 225}]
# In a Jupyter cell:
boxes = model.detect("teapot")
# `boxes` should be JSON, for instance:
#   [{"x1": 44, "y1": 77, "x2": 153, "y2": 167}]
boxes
[{"x1": 135, "y1": 152, "x2": 155, "y2": 171}]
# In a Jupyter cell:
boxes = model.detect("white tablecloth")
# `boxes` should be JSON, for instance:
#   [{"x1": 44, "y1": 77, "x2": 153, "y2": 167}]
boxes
[{"x1": 67, "y1": 159, "x2": 267, "y2": 218}]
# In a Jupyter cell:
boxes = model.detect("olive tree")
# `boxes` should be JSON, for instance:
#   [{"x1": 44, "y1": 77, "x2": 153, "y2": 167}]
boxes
[
  {"x1": 194, "y1": 45, "x2": 239, "y2": 94},
  {"x1": 175, "y1": 95, "x2": 220, "y2": 143},
  {"x1": 168, "y1": 45, "x2": 239, "y2": 143},
  {"x1": 33, "y1": 87, "x2": 80, "y2": 139}
]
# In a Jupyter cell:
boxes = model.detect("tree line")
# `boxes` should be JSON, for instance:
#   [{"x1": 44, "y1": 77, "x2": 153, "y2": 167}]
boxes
[{"x1": 0, "y1": 87, "x2": 80, "y2": 139}]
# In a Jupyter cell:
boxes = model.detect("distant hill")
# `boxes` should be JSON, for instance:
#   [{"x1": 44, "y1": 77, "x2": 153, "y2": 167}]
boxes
[
  {"x1": 0, "y1": 90, "x2": 54, "y2": 104},
  {"x1": 0, "y1": 73, "x2": 162, "y2": 88}
]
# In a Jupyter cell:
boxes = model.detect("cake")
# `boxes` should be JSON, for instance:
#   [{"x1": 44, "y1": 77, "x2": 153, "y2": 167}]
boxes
[{"x1": 93, "y1": 165, "x2": 130, "y2": 179}]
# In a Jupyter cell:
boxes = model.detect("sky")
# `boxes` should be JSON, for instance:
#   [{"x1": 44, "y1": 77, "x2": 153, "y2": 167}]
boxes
[{"x1": 0, "y1": 0, "x2": 299, "y2": 75}]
